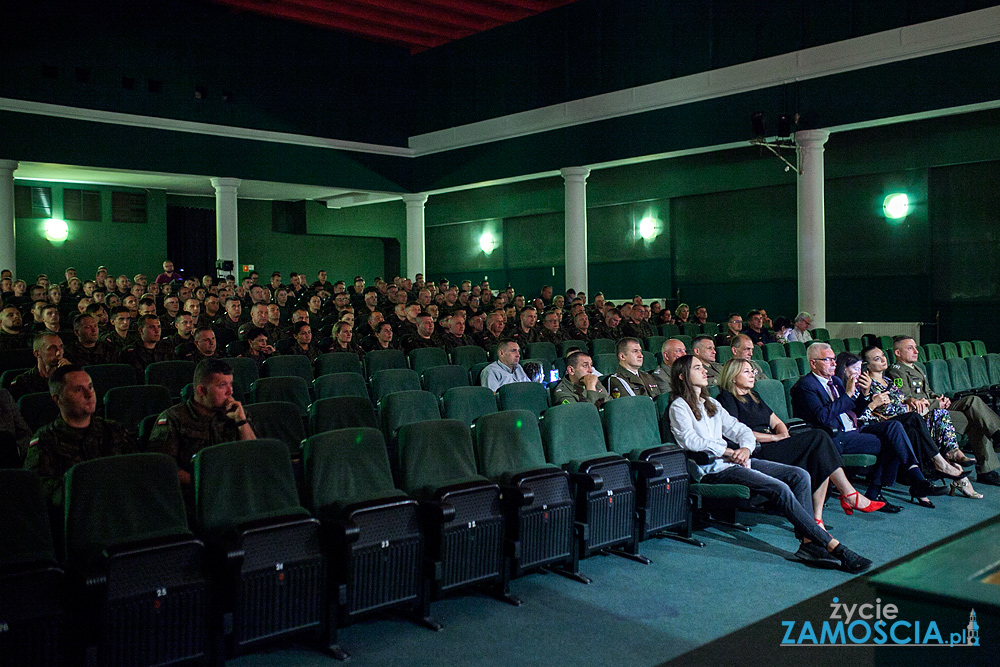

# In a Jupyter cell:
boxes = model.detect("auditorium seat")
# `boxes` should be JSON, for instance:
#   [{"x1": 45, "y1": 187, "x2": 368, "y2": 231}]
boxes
[
  {"x1": 645, "y1": 336, "x2": 667, "y2": 354},
  {"x1": 811, "y1": 328, "x2": 830, "y2": 341},
  {"x1": 372, "y1": 368, "x2": 421, "y2": 403},
  {"x1": 192, "y1": 439, "x2": 325, "y2": 660},
  {"x1": 314, "y1": 372, "x2": 369, "y2": 400},
  {"x1": 408, "y1": 347, "x2": 450, "y2": 375},
  {"x1": 827, "y1": 339, "x2": 846, "y2": 355},
  {"x1": 145, "y1": 360, "x2": 196, "y2": 401},
  {"x1": 364, "y1": 349, "x2": 407, "y2": 381},
  {"x1": 472, "y1": 409, "x2": 584, "y2": 583},
  {"x1": 786, "y1": 341, "x2": 807, "y2": 359},
  {"x1": 309, "y1": 396, "x2": 377, "y2": 433},
  {"x1": 104, "y1": 384, "x2": 172, "y2": 435},
  {"x1": 973, "y1": 340, "x2": 988, "y2": 356},
  {"x1": 221, "y1": 356, "x2": 259, "y2": 402},
  {"x1": 592, "y1": 353, "x2": 619, "y2": 376},
  {"x1": 600, "y1": 396, "x2": 702, "y2": 546},
  {"x1": 762, "y1": 343, "x2": 785, "y2": 361},
  {"x1": 451, "y1": 345, "x2": 487, "y2": 370},
  {"x1": 0, "y1": 469, "x2": 66, "y2": 666},
  {"x1": 559, "y1": 340, "x2": 588, "y2": 357},
  {"x1": 539, "y1": 402, "x2": 644, "y2": 562},
  {"x1": 17, "y1": 392, "x2": 60, "y2": 433},
  {"x1": 957, "y1": 341, "x2": 975, "y2": 358},
  {"x1": 924, "y1": 343, "x2": 944, "y2": 361},
  {"x1": 440, "y1": 386, "x2": 497, "y2": 427},
  {"x1": 83, "y1": 363, "x2": 134, "y2": 408},
  {"x1": 589, "y1": 339, "x2": 616, "y2": 357},
  {"x1": 302, "y1": 428, "x2": 428, "y2": 659},
  {"x1": 250, "y1": 376, "x2": 311, "y2": 414},
  {"x1": 497, "y1": 381, "x2": 550, "y2": 417},
  {"x1": 942, "y1": 342, "x2": 959, "y2": 360},
  {"x1": 526, "y1": 342, "x2": 557, "y2": 363},
  {"x1": 316, "y1": 352, "x2": 364, "y2": 377},
  {"x1": 262, "y1": 355, "x2": 314, "y2": 383},
  {"x1": 768, "y1": 358, "x2": 800, "y2": 382},
  {"x1": 245, "y1": 401, "x2": 308, "y2": 455},
  {"x1": 64, "y1": 453, "x2": 210, "y2": 666},
  {"x1": 421, "y1": 364, "x2": 470, "y2": 399},
  {"x1": 397, "y1": 419, "x2": 509, "y2": 603}
]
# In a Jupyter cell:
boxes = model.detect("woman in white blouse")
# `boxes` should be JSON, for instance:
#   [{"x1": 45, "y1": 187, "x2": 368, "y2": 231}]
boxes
[{"x1": 667, "y1": 354, "x2": 872, "y2": 574}]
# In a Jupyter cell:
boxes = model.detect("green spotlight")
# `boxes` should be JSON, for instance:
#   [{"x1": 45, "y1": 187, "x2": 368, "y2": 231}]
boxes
[
  {"x1": 44, "y1": 218, "x2": 68, "y2": 243},
  {"x1": 479, "y1": 230, "x2": 496, "y2": 254},
  {"x1": 638, "y1": 216, "x2": 658, "y2": 240},
  {"x1": 883, "y1": 193, "x2": 909, "y2": 220}
]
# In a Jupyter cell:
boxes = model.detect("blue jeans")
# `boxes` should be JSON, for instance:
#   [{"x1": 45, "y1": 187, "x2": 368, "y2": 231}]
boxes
[{"x1": 702, "y1": 459, "x2": 830, "y2": 546}]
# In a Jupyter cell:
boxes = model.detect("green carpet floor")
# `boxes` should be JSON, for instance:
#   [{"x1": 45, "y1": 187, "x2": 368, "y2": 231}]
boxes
[{"x1": 230, "y1": 482, "x2": 1000, "y2": 667}]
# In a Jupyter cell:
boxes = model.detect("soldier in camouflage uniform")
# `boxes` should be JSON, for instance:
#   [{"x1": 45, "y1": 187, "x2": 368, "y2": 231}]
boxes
[
  {"x1": 23, "y1": 364, "x2": 134, "y2": 507},
  {"x1": 888, "y1": 336, "x2": 1000, "y2": 485}
]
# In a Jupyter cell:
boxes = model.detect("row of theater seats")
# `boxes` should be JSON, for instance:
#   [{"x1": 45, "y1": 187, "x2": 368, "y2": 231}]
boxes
[
  {"x1": 744, "y1": 351, "x2": 1000, "y2": 422},
  {"x1": 2, "y1": 396, "x2": 699, "y2": 665}
]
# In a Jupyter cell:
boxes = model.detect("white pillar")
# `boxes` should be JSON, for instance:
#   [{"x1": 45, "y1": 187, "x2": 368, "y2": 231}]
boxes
[
  {"x1": 211, "y1": 177, "x2": 240, "y2": 278},
  {"x1": 0, "y1": 160, "x2": 17, "y2": 278},
  {"x1": 795, "y1": 130, "x2": 830, "y2": 328},
  {"x1": 402, "y1": 193, "x2": 428, "y2": 279},
  {"x1": 561, "y1": 167, "x2": 590, "y2": 295}
]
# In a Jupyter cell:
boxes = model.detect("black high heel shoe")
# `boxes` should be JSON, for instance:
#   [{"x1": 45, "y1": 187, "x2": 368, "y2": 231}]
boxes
[
  {"x1": 930, "y1": 467, "x2": 970, "y2": 482},
  {"x1": 909, "y1": 479, "x2": 936, "y2": 508}
]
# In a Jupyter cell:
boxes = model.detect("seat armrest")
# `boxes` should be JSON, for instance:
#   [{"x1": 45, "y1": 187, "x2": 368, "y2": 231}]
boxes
[
  {"x1": 500, "y1": 485, "x2": 534, "y2": 507},
  {"x1": 568, "y1": 471, "x2": 603, "y2": 492},
  {"x1": 629, "y1": 459, "x2": 664, "y2": 479},
  {"x1": 419, "y1": 500, "x2": 457, "y2": 525}
]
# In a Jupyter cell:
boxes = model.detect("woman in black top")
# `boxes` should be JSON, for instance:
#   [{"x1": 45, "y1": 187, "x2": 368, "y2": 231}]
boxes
[{"x1": 717, "y1": 358, "x2": 884, "y2": 529}]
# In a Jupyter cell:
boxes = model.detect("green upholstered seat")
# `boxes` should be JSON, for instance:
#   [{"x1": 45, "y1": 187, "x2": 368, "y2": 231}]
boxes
[
  {"x1": 408, "y1": 347, "x2": 450, "y2": 375},
  {"x1": 497, "y1": 381, "x2": 550, "y2": 417},
  {"x1": 193, "y1": 438, "x2": 308, "y2": 538},
  {"x1": 314, "y1": 372, "x2": 369, "y2": 399},
  {"x1": 316, "y1": 352, "x2": 364, "y2": 377},
  {"x1": 421, "y1": 364, "x2": 470, "y2": 399},
  {"x1": 372, "y1": 368, "x2": 421, "y2": 402}
]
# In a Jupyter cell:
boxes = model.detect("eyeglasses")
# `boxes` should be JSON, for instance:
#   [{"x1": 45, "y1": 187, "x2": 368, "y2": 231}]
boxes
[{"x1": 815, "y1": 357, "x2": 836, "y2": 363}]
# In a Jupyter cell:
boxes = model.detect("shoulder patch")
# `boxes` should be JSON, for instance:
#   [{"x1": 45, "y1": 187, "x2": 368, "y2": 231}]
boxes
[
  {"x1": 561, "y1": 398, "x2": 571, "y2": 404},
  {"x1": 156, "y1": 417, "x2": 168, "y2": 426},
  {"x1": 890, "y1": 364, "x2": 901, "y2": 370},
  {"x1": 29, "y1": 437, "x2": 39, "y2": 448},
  {"x1": 894, "y1": 378, "x2": 903, "y2": 388}
]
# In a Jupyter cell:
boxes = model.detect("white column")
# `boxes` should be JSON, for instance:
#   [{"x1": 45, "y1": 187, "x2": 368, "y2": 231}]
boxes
[
  {"x1": 795, "y1": 130, "x2": 830, "y2": 328},
  {"x1": 0, "y1": 160, "x2": 17, "y2": 278},
  {"x1": 211, "y1": 177, "x2": 240, "y2": 278},
  {"x1": 402, "y1": 193, "x2": 428, "y2": 279},
  {"x1": 561, "y1": 167, "x2": 590, "y2": 295}
]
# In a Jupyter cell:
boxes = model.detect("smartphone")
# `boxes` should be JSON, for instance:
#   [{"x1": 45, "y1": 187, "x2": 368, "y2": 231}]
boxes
[
  {"x1": 549, "y1": 368, "x2": 560, "y2": 383},
  {"x1": 860, "y1": 361, "x2": 869, "y2": 375}
]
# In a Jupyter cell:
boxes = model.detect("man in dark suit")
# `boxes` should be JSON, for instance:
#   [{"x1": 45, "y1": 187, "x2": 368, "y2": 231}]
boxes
[{"x1": 791, "y1": 342, "x2": 916, "y2": 512}]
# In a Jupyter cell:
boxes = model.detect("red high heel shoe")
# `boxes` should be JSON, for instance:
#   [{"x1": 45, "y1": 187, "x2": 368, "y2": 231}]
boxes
[{"x1": 840, "y1": 491, "x2": 884, "y2": 515}]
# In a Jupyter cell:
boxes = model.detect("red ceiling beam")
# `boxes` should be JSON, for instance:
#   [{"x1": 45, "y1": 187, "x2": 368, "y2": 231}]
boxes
[
  {"x1": 491, "y1": 0, "x2": 577, "y2": 11},
  {"x1": 275, "y1": 0, "x2": 472, "y2": 40},
  {"x1": 214, "y1": 0, "x2": 441, "y2": 48},
  {"x1": 358, "y1": 0, "x2": 495, "y2": 31},
  {"x1": 409, "y1": 0, "x2": 530, "y2": 24}
]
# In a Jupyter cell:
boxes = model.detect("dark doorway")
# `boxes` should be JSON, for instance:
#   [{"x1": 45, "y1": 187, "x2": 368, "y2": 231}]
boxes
[
  {"x1": 167, "y1": 206, "x2": 216, "y2": 281},
  {"x1": 382, "y1": 238, "x2": 401, "y2": 280}
]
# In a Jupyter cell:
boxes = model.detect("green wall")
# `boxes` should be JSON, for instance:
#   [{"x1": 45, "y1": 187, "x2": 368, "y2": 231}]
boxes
[
  {"x1": 238, "y1": 200, "x2": 389, "y2": 283},
  {"x1": 417, "y1": 109, "x2": 1000, "y2": 350},
  {"x1": 163, "y1": 196, "x2": 405, "y2": 283},
  {"x1": 13, "y1": 181, "x2": 167, "y2": 281}
]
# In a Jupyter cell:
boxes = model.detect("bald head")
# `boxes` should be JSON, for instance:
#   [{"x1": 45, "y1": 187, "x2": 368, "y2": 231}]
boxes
[{"x1": 661, "y1": 339, "x2": 687, "y2": 367}]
